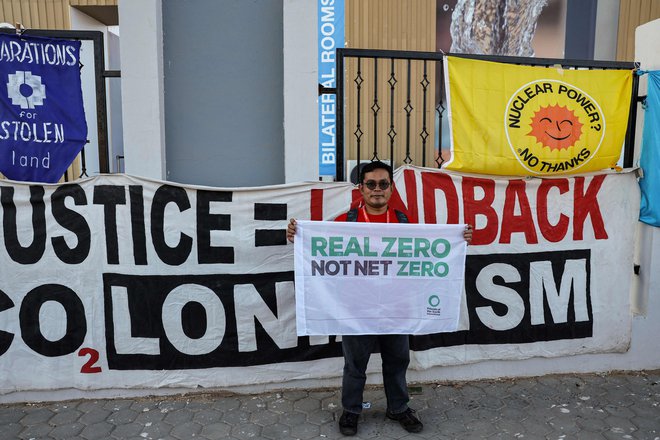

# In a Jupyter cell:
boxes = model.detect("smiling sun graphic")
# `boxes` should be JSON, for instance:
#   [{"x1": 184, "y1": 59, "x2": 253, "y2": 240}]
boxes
[{"x1": 528, "y1": 104, "x2": 583, "y2": 151}]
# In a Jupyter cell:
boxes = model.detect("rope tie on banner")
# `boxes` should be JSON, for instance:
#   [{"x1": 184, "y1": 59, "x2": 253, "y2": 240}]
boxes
[
  {"x1": 636, "y1": 68, "x2": 649, "y2": 110},
  {"x1": 14, "y1": 22, "x2": 25, "y2": 36}
]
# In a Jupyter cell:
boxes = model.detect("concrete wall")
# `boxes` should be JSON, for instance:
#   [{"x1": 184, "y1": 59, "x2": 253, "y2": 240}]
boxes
[
  {"x1": 564, "y1": 0, "x2": 597, "y2": 59},
  {"x1": 119, "y1": 0, "x2": 314, "y2": 184},
  {"x1": 594, "y1": 0, "x2": 620, "y2": 60},
  {"x1": 161, "y1": 0, "x2": 285, "y2": 187},
  {"x1": 106, "y1": 29, "x2": 124, "y2": 173},
  {"x1": 283, "y1": 0, "x2": 319, "y2": 183},
  {"x1": 69, "y1": 8, "x2": 104, "y2": 177},
  {"x1": 631, "y1": 17, "x2": 660, "y2": 327},
  {"x1": 70, "y1": 8, "x2": 123, "y2": 174},
  {"x1": 118, "y1": 0, "x2": 166, "y2": 180}
]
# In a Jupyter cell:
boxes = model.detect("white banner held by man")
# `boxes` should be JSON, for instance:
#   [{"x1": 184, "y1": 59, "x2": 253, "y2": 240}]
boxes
[{"x1": 294, "y1": 221, "x2": 467, "y2": 336}]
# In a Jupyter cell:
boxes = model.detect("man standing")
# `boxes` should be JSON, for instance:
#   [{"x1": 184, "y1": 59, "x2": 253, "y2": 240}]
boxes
[{"x1": 287, "y1": 161, "x2": 472, "y2": 436}]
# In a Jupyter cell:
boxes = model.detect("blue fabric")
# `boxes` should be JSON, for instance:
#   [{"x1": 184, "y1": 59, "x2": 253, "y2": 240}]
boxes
[
  {"x1": 0, "y1": 33, "x2": 87, "y2": 183},
  {"x1": 639, "y1": 70, "x2": 660, "y2": 226}
]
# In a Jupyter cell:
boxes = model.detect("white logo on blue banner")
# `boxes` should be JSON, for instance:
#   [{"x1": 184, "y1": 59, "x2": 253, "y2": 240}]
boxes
[
  {"x1": 7, "y1": 71, "x2": 46, "y2": 108},
  {"x1": 294, "y1": 221, "x2": 467, "y2": 335},
  {"x1": 0, "y1": 33, "x2": 87, "y2": 183},
  {"x1": 318, "y1": 0, "x2": 344, "y2": 177}
]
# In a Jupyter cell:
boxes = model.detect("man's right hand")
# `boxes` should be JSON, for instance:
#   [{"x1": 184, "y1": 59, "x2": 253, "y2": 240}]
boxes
[{"x1": 287, "y1": 218, "x2": 297, "y2": 243}]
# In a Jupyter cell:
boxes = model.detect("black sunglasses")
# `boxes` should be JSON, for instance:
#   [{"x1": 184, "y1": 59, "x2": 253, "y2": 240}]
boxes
[{"x1": 362, "y1": 180, "x2": 391, "y2": 190}]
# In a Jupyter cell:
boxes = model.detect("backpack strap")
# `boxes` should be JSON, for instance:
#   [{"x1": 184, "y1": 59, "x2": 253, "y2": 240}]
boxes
[
  {"x1": 394, "y1": 210, "x2": 409, "y2": 223},
  {"x1": 347, "y1": 208, "x2": 408, "y2": 223}
]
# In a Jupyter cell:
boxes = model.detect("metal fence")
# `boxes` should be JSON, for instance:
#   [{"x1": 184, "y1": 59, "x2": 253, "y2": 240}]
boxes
[{"x1": 330, "y1": 48, "x2": 639, "y2": 183}]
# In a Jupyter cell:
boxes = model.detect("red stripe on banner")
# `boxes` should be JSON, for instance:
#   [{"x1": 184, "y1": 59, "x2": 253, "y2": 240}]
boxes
[
  {"x1": 310, "y1": 189, "x2": 324, "y2": 220},
  {"x1": 501, "y1": 180, "x2": 538, "y2": 244},
  {"x1": 421, "y1": 172, "x2": 459, "y2": 225},
  {"x1": 390, "y1": 168, "x2": 419, "y2": 223},
  {"x1": 404, "y1": 168, "x2": 419, "y2": 223},
  {"x1": 463, "y1": 177, "x2": 497, "y2": 246},
  {"x1": 538, "y1": 179, "x2": 570, "y2": 243},
  {"x1": 349, "y1": 188, "x2": 363, "y2": 209},
  {"x1": 574, "y1": 175, "x2": 608, "y2": 240}
]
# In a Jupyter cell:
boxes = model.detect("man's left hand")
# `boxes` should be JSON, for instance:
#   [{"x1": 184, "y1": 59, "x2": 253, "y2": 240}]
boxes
[{"x1": 464, "y1": 224, "x2": 473, "y2": 244}]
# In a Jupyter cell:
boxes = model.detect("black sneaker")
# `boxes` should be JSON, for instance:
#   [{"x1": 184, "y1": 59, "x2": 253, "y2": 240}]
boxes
[
  {"x1": 338, "y1": 410, "x2": 359, "y2": 436},
  {"x1": 386, "y1": 407, "x2": 423, "y2": 433}
]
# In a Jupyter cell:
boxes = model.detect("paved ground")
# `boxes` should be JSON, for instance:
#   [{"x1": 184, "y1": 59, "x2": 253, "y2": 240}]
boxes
[{"x1": 1, "y1": 371, "x2": 659, "y2": 440}]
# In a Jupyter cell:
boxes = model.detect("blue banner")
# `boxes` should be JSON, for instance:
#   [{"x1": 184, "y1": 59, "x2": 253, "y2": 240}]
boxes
[
  {"x1": 318, "y1": 0, "x2": 344, "y2": 177},
  {"x1": 639, "y1": 70, "x2": 660, "y2": 227},
  {"x1": 0, "y1": 33, "x2": 87, "y2": 183}
]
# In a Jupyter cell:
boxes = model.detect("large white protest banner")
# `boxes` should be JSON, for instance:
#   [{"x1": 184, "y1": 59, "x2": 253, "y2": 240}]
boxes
[
  {"x1": 294, "y1": 221, "x2": 466, "y2": 335},
  {"x1": 0, "y1": 167, "x2": 639, "y2": 396}
]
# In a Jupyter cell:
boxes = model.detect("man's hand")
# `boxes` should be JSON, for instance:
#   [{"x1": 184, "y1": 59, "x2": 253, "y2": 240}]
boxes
[
  {"x1": 287, "y1": 218, "x2": 297, "y2": 243},
  {"x1": 464, "y1": 224, "x2": 473, "y2": 244}
]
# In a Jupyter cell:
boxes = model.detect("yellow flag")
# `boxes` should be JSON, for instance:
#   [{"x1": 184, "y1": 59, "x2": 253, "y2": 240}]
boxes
[{"x1": 444, "y1": 56, "x2": 633, "y2": 175}]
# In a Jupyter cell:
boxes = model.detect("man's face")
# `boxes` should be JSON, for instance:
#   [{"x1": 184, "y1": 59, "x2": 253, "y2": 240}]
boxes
[{"x1": 359, "y1": 168, "x2": 393, "y2": 210}]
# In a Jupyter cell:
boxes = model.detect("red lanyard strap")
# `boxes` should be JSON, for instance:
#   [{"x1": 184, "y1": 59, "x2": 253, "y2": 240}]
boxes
[{"x1": 361, "y1": 206, "x2": 390, "y2": 223}]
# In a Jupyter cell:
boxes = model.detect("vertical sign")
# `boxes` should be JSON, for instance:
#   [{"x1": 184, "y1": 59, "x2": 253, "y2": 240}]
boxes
[{"x1": 318, "y1": 0, "x2": 344, "y2": 178}]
